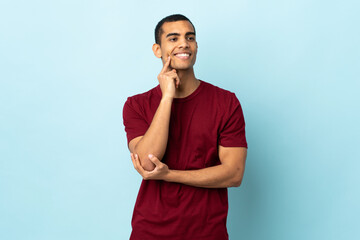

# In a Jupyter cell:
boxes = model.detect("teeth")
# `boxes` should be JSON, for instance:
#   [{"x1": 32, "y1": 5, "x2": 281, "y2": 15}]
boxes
[{"x1": 176, "y1": 53, "x2": 190, "y2": 57}]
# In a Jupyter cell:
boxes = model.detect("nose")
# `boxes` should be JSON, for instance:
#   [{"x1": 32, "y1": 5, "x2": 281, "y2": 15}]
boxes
[{"x1": 178, "y1": 37, "x2": 189, "y2": 48}]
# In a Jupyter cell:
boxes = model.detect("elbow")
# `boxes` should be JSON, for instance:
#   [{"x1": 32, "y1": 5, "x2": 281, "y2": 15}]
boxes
[
  {"x1": 231, "y1": 166, "x2": 245, "y2": 187},
  {"x1": 222, "y1": 165, "x2": 244, "y2": 188},
  {"x1": 230, "y1": 172, "x2": 243, "y2": 188},
  {"x1": 142, "y1": 160, "x2": 156, "y2": 171},
  {"x1": 229, "y1": 178, "x2": 242, "y2": 188},
  {"x1": 232, "y1": 179, "x2": 242, "y2": 187},
  {"x1": 138, "y1": 154, "x2": 156, "y2": 171},
  {"x1": 133, "y1": 147, "x2": 156, "y2": 171}
]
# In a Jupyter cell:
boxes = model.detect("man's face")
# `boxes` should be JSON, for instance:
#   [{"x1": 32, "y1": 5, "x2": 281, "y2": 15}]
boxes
[{"x1": 154, "y1": 20, "x2": 198, "y2": 70}]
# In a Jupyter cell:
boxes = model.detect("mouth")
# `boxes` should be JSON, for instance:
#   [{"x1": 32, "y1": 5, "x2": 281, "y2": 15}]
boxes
[{"x1": 173, "y1": 52, "x2": 191, "y2": 60}]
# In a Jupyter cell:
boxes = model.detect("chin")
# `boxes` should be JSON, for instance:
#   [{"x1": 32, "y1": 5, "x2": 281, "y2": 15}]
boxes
[
  {"x1": 174, "y1": 67, "x2": 192, "y2": 71},
  {"x1": 172, "y1": 64, "x2": 194, "y2": 70}
]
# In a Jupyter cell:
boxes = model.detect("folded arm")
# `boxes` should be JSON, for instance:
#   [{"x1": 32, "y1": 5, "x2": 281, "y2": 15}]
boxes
[
  {"x1": 128, "y1": 56, "x2": 179, "y2": 171},
  {"x1": 129, "y1": 97, "x2": 172, "y2": 171},
  {"x1": 131, "y1": 146, "x2": 247, "y2": 188}
]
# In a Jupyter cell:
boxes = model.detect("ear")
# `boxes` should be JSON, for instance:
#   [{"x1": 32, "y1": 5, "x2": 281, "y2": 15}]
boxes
[{"x1": 152, "y1": 43, "x2": 162, "y2": 58}]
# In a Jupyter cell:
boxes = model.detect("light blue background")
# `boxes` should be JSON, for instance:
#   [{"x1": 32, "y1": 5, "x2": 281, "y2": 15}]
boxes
[{"x1": 1, "y1": 0, "x2": 359, "y2": 239}]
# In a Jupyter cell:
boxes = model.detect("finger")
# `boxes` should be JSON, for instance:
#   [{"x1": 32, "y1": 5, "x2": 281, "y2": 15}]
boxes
[
  {"x1": 175, "y1": 76, "x2": 181, "y2": 88},
  {"x1": 135, "y1": 154, "x2": 152, "y2": 180},
  {"x1": 135, "y1": 154, "x2": 144, "y2": 170},
  {"x1": 148, "y1": 154, "x2": 161, "y2": 166},
  {"x1": 131, "y1": 153, "x2": 139, "y2": 170},
  {"x1": 167, "y1": 70, "x2": 180, "y2": 88},
  {"x1": 160, "y1": 56, "x2": 171, "y2": 73},
  {"x1": 132, "y1": 154, "x2": 144, "y2": 174},
  {"x1": 169, "y1": 70, "x2": 180, "y2": 88},
  {"x1": 166, "y1": 70, "x2": 177, "y2": 77}
]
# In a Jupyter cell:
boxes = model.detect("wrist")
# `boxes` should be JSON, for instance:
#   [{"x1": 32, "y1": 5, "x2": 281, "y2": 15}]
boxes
[
  {"x1": 163, "y1": 169, "x2": 174, "y2": 182},
  {"x1": 161, "y1": 95, "x2": 174, "y2": 102}
]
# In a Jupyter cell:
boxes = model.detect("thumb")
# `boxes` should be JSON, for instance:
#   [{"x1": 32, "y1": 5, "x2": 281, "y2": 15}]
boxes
[{"x1": 148, "y1": 154, "x2": 160, "y2": 165}]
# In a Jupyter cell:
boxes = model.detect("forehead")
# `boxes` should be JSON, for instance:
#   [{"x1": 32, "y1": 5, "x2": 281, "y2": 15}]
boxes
[{"x1": 161, "y1": 20, "x2": 195, "y2": 37}]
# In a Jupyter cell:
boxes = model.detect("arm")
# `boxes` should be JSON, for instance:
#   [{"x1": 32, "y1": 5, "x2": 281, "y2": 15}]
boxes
[
  {"x1": 128, "y1": 56, "x2": 179, "y2": 171},
  {"x1": 131, "y1": 146, "x2": 247, "y2": 188}
]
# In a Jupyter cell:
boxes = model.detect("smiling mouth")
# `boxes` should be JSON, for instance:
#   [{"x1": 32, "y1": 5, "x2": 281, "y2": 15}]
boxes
[{"x1": 174, "y1": 53, "x2": 191, "y2": 60}]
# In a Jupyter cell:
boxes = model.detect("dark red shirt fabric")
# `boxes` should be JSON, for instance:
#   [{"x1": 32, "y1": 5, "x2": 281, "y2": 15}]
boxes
[{"x1": 123, "y1": 80, "x2": 247, "y2": 240}]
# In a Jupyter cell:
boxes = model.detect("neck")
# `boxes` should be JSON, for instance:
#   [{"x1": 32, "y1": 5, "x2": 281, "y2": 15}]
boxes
[{"x1": 174, "y1": 68, "x2": 200, "y2": 98}]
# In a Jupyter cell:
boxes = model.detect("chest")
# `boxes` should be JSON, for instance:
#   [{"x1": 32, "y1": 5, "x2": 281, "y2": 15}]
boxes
[{"x1": 169, "y1": 102, "x2": 221, "y2": 144}]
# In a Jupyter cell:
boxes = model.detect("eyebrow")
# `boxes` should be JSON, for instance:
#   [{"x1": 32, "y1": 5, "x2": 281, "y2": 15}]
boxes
[{"x1": 166, "y1": 32, "x2": 196, "y2": 38}]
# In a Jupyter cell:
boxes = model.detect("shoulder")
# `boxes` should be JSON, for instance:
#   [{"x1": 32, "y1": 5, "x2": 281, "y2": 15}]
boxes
[
  {"x1": 123, "y1": 85, "x2": 161, "y2": 120},
  {"x1": 124, "y1": 85, "x2": 160, "y2": 108},
  {"x1": 126, "y1": 85, "x2": 160, "y2": 102}
]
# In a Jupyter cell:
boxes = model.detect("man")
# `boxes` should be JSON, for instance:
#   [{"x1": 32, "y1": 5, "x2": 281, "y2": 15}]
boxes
[{"x1": 123, "y1": 14, "x2": 247, "y2": 240}]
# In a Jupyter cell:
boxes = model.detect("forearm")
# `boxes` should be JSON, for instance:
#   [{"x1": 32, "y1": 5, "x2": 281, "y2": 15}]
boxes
[
  {"x1": 134, "y1": 97, "x2": 173, "y2": 169},
  {"x1": 164, "y1": 164, "x2": 244, "y2": 188}
]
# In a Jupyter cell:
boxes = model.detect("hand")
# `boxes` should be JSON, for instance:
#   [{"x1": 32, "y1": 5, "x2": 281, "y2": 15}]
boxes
[
  {"x1": 157, "y1": 56, "x2": 180, "y2": 99},
  {"x1": 131, "y1": 153, "x2": 170, "y2": 180}
]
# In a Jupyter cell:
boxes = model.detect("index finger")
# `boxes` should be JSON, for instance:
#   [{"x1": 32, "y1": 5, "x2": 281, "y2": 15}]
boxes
[
  {"x1": 160, "y1": 56, "x2": 171, "y2": 73},
  {"x1": 131, "y1": 153, "x2": 144, "y2": 174}
]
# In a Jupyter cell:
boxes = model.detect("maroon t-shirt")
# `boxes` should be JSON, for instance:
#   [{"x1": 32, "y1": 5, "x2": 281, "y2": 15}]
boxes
[{"x1": 123, "y1": 80, "x2": 247, "y2": 240}]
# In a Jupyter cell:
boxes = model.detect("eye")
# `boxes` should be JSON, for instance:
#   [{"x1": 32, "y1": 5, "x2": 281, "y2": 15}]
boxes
[
  {"x1": 169, "y1": 37, "x2": 177, "y2": 42},
  {"x1": 187, "y1": 36, "x2": 195, "y2": 41}
]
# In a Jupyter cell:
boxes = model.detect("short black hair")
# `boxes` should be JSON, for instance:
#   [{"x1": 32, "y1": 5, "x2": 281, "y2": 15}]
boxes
[{"x1": 154, "y1": 14, "x2": 196, "y2": 45}]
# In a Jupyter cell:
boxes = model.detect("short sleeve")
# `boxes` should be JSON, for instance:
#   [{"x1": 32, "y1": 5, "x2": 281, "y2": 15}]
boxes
[
  {"x1": 218, "y1": 93, "x2": 248, "y2": 148},
  {"x1": 122, "y1": 97, "x2": 149, "y2": 145}
]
